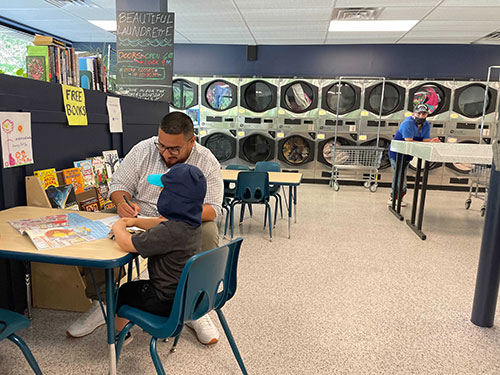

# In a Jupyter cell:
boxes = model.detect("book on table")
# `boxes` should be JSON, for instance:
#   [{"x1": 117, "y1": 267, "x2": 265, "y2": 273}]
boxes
[{"x1": 9, "y1": 213, "x2": 110, "y2": 251}]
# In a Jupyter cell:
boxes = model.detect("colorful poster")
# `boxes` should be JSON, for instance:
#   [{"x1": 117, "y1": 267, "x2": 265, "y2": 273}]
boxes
[
  {"x1": 61, "y1": 84, "x2": 88, "y2": 126},
  {"x1": 0, "y1": 112, "x2": 33, "y2": 168}
]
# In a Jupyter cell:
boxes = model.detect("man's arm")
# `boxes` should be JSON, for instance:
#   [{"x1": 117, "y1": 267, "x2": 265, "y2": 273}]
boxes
[
  {"x1": 110, "y1": 190, "x2": 140, "y2": 217},
  {"x1": 202, "y1": 165, "x2": 224, "y2": 221}
]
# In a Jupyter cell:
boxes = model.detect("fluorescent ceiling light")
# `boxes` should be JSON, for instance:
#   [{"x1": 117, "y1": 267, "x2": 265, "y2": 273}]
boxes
[
  {"x1": 88, "y1": 20, "x2": 116, "y2": 32},
  {"x1": 329, "y1": 20, "x2": 418, "y2": 32}
]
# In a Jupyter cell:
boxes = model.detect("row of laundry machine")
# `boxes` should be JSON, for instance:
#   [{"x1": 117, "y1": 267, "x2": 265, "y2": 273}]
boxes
[{"x1": 169, "y1": 76, "x2": 499, "y2": 187}]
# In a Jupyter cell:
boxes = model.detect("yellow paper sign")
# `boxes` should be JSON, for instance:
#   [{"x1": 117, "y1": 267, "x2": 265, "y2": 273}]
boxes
[
  {"x1": 317, "y1": 133, "x2": 325, "y2": 139},
  {"x1": 62, "y1": 84, "x2": 87, "y2": 126}
]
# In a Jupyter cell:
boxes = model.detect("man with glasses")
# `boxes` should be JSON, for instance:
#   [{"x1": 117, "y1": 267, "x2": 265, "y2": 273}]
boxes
[{"x1": 66, "y1": 112, "x2": 223, "y2": 345}]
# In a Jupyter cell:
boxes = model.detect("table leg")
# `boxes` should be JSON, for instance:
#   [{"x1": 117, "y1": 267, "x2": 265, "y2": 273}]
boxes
[
  {"x1": 24, "y1": 261, "x2": 32, "y2": 320},
  {"x1": 389, "y1": 152, "x2": 404, "y2": 221},
  {"x1": 409, "y1": 157, "x2": 422, "y2": 225},
  {"x1": 293, "y1": 186, "x2": 297, "y2": 224},
  {"x1": 407, "y1": 160, "x2": 429, "y2": 240},
  {"x1": 105, "y1": 268, "x2": 117, "y2": 375},
  {"x1": 288, "y1": 186, "x2": 292, "y2": 239}
]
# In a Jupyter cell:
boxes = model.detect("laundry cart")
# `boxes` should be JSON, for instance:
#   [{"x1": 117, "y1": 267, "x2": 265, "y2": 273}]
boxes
[
  {"x1": 465, "y1": 164, "x2": 491, "y2": 216},
  {"x1": 329, "y1": 144, "x2": 384, "y2": 192},
  {"x1": 329, "y1": 76, "x2": 386, "y2": 192}
]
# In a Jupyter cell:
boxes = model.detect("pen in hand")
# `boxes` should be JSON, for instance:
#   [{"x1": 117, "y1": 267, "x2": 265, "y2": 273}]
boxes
[{"x1": 122, "y1": 194, "x2": 138, "y2": 218}]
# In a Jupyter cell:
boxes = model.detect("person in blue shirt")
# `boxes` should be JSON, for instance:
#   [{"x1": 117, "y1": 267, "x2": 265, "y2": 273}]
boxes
[{"x1": 388, "y1": 104, "x2": 440, "y2": 206}]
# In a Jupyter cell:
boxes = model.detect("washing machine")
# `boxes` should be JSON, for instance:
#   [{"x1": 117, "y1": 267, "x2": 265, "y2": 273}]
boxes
[
  {"x1": 314, "y1": 78, "x2": 363, "y2": 181},
  {"x1": 200, "y1": 77, "x2": 239, "y2": 130},
  {"x1": 236, "y1": 114, "x2": 277, "y2": 168},
  {"x1": 405, "y1": 80, "x2": 454, "y2": 187},
  {"x1": 442, "y1": 81, "x2": 498, "y2": 186},
  {"x1": 361, "y1": 79, "x2": 408, "y2": 125},
  {"x1": 200, "y1": 127, "x2": 238, "y2": 167},
  {"x1": 170, "y1": 76, "x2": 200, "y2": 127},
  {"x1": 238, "y1": 77, "x2": 279, "y2": 123}
]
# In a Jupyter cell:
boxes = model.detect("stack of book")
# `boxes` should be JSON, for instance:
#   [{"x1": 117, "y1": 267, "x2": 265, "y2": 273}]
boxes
[
  {"x1": 32, "y1": 150, "x2": 121, "y2": 212},
  {"x1": 26, "y1": 34, "x2": 79, "y2": 86},
  {"x1": 78, "y1": 53, "x2": 107, "y2": 92}
]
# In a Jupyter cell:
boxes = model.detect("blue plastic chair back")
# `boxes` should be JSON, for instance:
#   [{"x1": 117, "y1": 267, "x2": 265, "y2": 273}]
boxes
[
  {"x1": 226, "y1": 164, "x2": 250, "y2": 170},
  {"x1": 234, "y1": 171, "x2": 270, "y2": 203},
  {"x1": 254, "y1": 161, "x2": 280, "y2": 172}
]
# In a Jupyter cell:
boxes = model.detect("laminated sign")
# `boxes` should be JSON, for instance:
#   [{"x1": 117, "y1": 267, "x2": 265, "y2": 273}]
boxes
[{"x1": 61, "y1": 84, "x2": 88, "y2": 126}]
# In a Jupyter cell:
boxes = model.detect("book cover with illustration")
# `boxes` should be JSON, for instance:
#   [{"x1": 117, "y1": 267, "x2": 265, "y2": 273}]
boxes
[
  {"x1": 33, "y1": 168, "x2": 59, "y2": 189},
  {"x1": 88, "y1": 156, "x2": 108, "y2": 187},
  {"x1": 26, "y1": 56, "x2": 47, "y2": 81},
  {"x1": 9, "y1": 214, "x2": 68, "y2": 234},
  {"x1": 74, "y1": 159, "x2": 96, "y2": 189},
  {"x1": 102, "y1": 150, "x2": 120, "y2": 180},
  {"x1": 62, "y1": 167, "x2": 85, "y2": 194},
  {"x1": 79, "y1": 197, "x2": 99, "y2": 212},
  {"x1": 46, "y1": 184, "x2": 78, "y2": 210}
]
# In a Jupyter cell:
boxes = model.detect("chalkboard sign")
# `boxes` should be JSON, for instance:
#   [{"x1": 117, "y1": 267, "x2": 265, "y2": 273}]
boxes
[{"x1": 116, "y1": 11, "x2": 174, "y2": 102}]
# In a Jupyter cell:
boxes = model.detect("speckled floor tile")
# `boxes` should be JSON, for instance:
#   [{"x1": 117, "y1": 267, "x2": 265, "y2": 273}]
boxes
[{"x1": 1, "y1": 184, "x2": 499, "y2": 374}]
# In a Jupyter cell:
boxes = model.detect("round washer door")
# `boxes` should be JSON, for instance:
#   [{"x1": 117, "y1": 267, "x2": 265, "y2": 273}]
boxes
[
  {"x1": 201, "y1": 80, "x2": 237, "y2": 111},
  {"x1": 280, "y1": 81, "x2": 318, "y2": 113},
  {"x1": 445, "y1": 140, "x2": 478, "y2": 174},
  {"x1": 364, "y1": 83, "x2": 405, "y2": 116},
  {"x1": 321, "y1": 82, "x2": 361, "y2": 115},
  {"x1": 239, "y1": 133, "x2": 275, "y2": 163},
  {"x1": 277, "y1": 135, "x2": 315, "y2": 165},
  {"x1": 201, "y1": 133, "x2": 236, "y2": 162},
  {"x1": 317, "y1": 137, "x2": 356, "y2": 166},
  {"x1": 453, "y1": 84, "x2": 497, "y2": 118},
  {"x1": 408, "y1": 82, "x2": 451, "y2": 116},
  {"x1": 360, "y1": 138, "x2": 392, "y2": 170},
  {"x1": 240, "y1": 80, "x2": 277, "y2": 113},
  {"x1": 171, "y1": 79, "x2": 198, "y2": 110}
]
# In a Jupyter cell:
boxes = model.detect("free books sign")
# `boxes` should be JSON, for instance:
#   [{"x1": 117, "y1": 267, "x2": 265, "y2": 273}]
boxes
[
  {"x1": 61, "y1": 84, "x2": 88, "y2": 126},
  {"x1": 116, "y1": 11, "x2": 174, "y2": 102}
]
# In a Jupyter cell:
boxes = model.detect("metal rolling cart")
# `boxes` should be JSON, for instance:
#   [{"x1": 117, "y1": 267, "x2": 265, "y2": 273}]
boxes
[
  {"x1": 330, "y1": 76, "x2": 386, "y2": 192},
  {"x1": 465, "y1": 67, "x2": 498, "y2": 216},
  {"x1": 465, "y1": 164, "x2": 491, "y2": 216}
]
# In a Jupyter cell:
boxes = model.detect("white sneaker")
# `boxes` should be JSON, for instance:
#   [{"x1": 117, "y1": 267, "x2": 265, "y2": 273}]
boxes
[
  {"x1": 186, "y1": 314, "x2": 219, "y2": 345},
  {"x1": 388, "y1": 197, "x2": 407, "y2": 207},
  {"x1": 66, "y1": 300, "x2": 106, "y2": 338}
]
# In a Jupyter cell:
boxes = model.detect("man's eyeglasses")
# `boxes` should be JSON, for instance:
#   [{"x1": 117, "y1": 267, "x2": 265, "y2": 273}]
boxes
[{"x1": 155, "y1": 141, "x2": 182, "y2": 155}]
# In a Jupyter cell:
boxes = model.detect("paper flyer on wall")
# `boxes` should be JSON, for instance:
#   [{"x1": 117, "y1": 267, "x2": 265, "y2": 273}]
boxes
[
  {"x1": 106, "y1": 96, "x2": 123, "y2": 133},
  {"x1": 0, "y1": 112, "x2": 34, "y2": 168}
]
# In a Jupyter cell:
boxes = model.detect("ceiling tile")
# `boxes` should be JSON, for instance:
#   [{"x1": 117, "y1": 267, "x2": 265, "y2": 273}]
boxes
[
  {"x1": 426, "y1": 6, "x2": 500, "y2": 21},
  {"x1": 235, "y1": 0, "x2": 332, "y2": 9},
  {"x1": 335, "y1": 0, "x2": 439, "y2": 6}
]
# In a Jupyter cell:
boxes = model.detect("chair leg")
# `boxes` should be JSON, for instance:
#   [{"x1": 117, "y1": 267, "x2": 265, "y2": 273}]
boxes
[
  {"x1": 215, "y1": 309, "x2": 248, "y2": 375},
  {"x1": 248, "y1": 204, "x2": 253, "y2": 217},
  {"x1": 266, "y1": 202, "x2": 273, "y2": 241},
  {"x1": 150, "y1": 337, "x2": 166, "y2": 375},
  {"x1": 263, "y1": 205, "x2": 268, "y2": 229},
  {"x1": 116, "y1": 321, "x2": 134, "y2": 363},
  {"x1": 230, "y1": 204, "x2": 235, "y2": 239},
  {"x1": 278, "y1": 194, "x2": 283, "y2": 218},
  {"x1": 239, "y1": 204, "x2": 245, "y2": 225},
  {"x1": 223, "y1": 207, "x2": 229, "y2": 238},
  {"x1": 170, "y1": 334, "x2": 181, "y2": 353},
  {"x1": 8, "y1": 334, "x2": 42, "y2": 375},
  {"x1": 135, "y1": 258, "x2": 141, "y2": 279},
  {"x1": 274, "y1": 196, "x2": 278, "y2": 228}
]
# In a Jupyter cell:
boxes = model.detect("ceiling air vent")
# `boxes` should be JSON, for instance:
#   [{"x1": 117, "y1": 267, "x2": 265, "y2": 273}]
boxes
[
  {"x1": 44, "y1": 0, "x2": 101, "y2": 8},
  {"x1": 331, "y1": 7, "x2": 383, "y2": 21},
  {"x1": 474, "y1": 31, "x2": 500, "y2": 45}
]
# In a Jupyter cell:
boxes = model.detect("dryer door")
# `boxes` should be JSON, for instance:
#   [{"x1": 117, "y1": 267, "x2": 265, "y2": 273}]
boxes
[
  {"x1": 278, "y1": 135, "x2": 315, "y2": 165},
  {"x1": 202, "y1": 80, "x2": 237, "y2": 111},
  {"x1": 281, "y1": 81, "x2": 318, "y2": 113},
  {"x1": 364, "y1": 82, "x2": 405, "y2": 116},
  {"x1": 445, "y1": 140, "x2": 478, "y2": 174},
  {"x1": 317, "y1": 137, "x2": 356, "y2": 166},
  {"x1": 171, "y1": 79, "x2": 198, "y2": 110},
  {"x1": 240, "y1": 80, "x2": 277, "y2": 112},
  {"x1": 239, "y1": 133, "x2": 275, "y2": 163},
  {"x1": 408, "y1": 82, "x2": 450, "y2": 116},
  {"x1": 321, "y1": 82, "x2": 361, "y2": 115},
  {"x1": 360, "y1": 138, "x2": 392, "y2": 170},
  {"x1": 201, "y1": 132, "x2": 236, "y2": 162},
  {"x1": 453, "y1": 84, "x2": 497, "y2": 118}
]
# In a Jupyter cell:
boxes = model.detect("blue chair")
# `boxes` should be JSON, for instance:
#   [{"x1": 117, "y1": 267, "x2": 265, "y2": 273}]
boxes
[
  {"x1": 223, "y1": 165, "x2": 252, "y2": 236},
  {"x1": 254, "y1": 161, "x2": 283, "y2": 227},
  {"x1": 116, "y1": 238, "x2": 247, "y2": 375},
  {"x1": 0, "y1": 309, "x2": 42, "y2": 375},
  {"x1": 229, "y1": 171, "x2": 273, "y2": 241}
]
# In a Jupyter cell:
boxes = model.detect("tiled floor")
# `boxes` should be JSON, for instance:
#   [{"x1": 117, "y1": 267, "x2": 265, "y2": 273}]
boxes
[{"x1": 1, "y1": 184, "x2": 500, "y2": 374}]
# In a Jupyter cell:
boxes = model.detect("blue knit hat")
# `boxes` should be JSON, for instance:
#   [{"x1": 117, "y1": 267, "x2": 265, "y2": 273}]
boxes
[{"x1": 147, "y1": 164, "x2": 206, "y2": 227}]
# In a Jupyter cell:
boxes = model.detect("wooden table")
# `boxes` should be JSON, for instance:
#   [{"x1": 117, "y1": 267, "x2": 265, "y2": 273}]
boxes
[
  {"x1": 389, "y1": 141, "x2": 493, "y2": 240},
  {"x1": 0, "y1": 206, "x2": 135, "y2": 375},
  {"x1": 221, "y1": 170, "x2": 303, "y2": 239}
]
